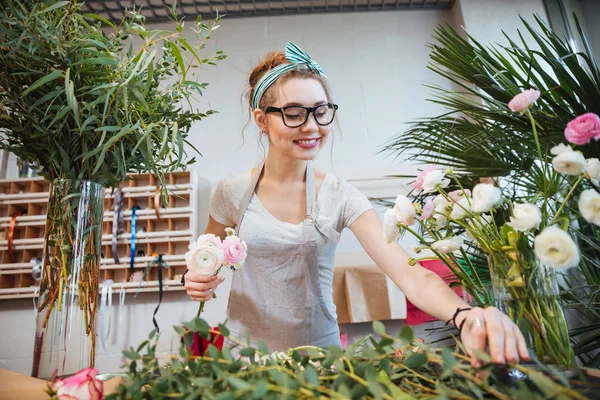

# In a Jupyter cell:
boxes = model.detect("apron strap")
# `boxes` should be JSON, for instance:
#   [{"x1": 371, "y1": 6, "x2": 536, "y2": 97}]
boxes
[
  {"x1": 236, "y1": 162, "x2": 264, "y2": 229},
  {"x1": 305, "y1": 162, "x2": 316, "y2": 218}
]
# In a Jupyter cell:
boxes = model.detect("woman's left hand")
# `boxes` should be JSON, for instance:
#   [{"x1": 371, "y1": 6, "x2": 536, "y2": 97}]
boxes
[{"x1": 457, "y1": 306, "x2": 530, "y2": 368}]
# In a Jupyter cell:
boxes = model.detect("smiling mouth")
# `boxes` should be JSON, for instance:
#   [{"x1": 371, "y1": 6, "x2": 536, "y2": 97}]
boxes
[
  {"x1": 295, "y1": 138, "x2": 319, "y2": 145},
  {"x1": 293, "y1": 137, "x2": 321, "y2": 149}
]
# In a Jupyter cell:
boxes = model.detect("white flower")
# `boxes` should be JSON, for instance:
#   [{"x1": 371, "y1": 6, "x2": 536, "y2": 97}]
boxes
[
  {"x1": 422, "y1": 169, "x2": 450, "y2": 193},
  {"x1": 471, "y1": 183, "x2": 503, "y2": 213},
  {"x1": 195, "y1": 233, "x2": 222, "y2": 249},
  {"x1": 578, "y1": 189, "x2": 600, "y2": 226},
  {"x1": 587, "y1": 158, "x2": 600, "y2": 186},
  {"x1": 534, "y1": 226, "x2": 580, "y2": 269},
  {"x1": 431, "y1": 236, "x2": 463, "y2": 254},
  {"x1": 383, "y1": 209, "x2": 400, "y2": 243},
  {"x1": 431, "y1": 195, "x2": 450, "y2": 227},
  {"x1": 394, "y1": 195, "x2": 416, "y2": 226},
  {"x1": 185, "y1": 244, "x2": 224, "y2": 276},
  {"x1": 225, "y1": 227, "x2": 236, "y2": 237},
  {"x1": 450, "y1": 197, "x2": 471, "y2": 220},
  {"x1": 551, "y1": 145, "x2": 586, "y2": 175},
  {"x1": 507, "y1": 203, "x2": 542, "y2": 232},
  {"x1": 550, "y1": 143, "x2": 571, "y2": 155}
]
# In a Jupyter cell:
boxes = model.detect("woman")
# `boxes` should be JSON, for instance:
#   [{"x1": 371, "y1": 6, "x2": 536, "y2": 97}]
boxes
[{"x1": 184, "y1": 42, "x2": 529, "y2": 367}]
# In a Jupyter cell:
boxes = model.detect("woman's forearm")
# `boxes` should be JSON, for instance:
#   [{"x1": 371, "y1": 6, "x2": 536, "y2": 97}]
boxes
[{"x1": 400, "y1": 266, "x2": 470, "y2": 325}]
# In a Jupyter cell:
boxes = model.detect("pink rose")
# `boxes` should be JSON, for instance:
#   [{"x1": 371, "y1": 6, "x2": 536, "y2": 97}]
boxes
[
  {"x1": 186, "y1": 244, "x2": 224, "y2": 276},
  {"x1": 413, "y1": 165, "x2": 439, "y2": 191},
  {"x1": 421, "y1": 200, "x2": 434, "y2": 220},
  {"x1": 448, "y1": 189, "x2": 471, "y2": 203},
  {"x1": 49, "y1": 367, "x2": 103, "y2": 400},
  {"x1": 564, "y1": 113, "x2": 600, "y2": 145},
  {"x1": 222, "y1": 236, "x2": 247, "y2": 268},
  {"x1": 508, "y1": 89, "x2": 540, "y2": 113}
]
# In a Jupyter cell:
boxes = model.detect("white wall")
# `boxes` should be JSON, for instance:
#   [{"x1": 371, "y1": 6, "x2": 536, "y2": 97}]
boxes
[
  {"x1": 578, "y1": 0, "x2": 600, "y2": 58},
  {"x1": 0, "y1": 0, "x2": 549, "y2": 375}
]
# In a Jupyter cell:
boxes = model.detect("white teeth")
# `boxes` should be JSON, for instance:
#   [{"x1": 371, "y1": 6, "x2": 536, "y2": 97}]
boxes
[{"x1": 297, "y1": 139, "x2": 318, "y2": 145}]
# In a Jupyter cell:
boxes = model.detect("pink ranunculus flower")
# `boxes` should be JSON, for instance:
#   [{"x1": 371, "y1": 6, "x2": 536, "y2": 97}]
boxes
[
  {"x1": 564, "y1": 113, "x2": 600, "y2": 145},
  {"x1": 421, "y1": 200, "x2": 434, "y2": 220},
  {"x1": 186, "y1": 241, "x2": 224, "y2": 276},
  {"x1": 413, "y1": 165, "x2": 438, "y2": 191},
  {"x1": 448, "y1": 189, "x2": 471, "y2": 203},
  {"x1": 222, "y1": 236, "x2": 247, "y2": 269},
  {"x1": 49, "y1": 367, "x2": 103, "y2": 400},
  {"x1": 508, "y1": 89, "x2": 540, "y2": 113}
]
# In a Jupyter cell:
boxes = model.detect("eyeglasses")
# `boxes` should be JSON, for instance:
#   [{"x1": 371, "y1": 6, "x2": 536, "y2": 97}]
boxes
[{"x1": 265, "y1": 103, "x2": 339, "y2": 128}]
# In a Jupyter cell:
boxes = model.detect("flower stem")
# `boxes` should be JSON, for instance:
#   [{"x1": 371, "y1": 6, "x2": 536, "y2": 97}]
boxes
[
  {"x1": 196, "y1": 301, "x2": 205, "y2": 318},
  {"x1": 551, "y1": 174, "x2": 585, "y2": 224}
]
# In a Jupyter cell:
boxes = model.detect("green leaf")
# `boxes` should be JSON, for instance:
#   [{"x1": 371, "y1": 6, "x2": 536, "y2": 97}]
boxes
[
  {"x1": 257, "y1": 339, "x2": 269, "y2": 355},
  {"x1": 403, "y1": 353, "x2": 427, "y2": 369},
  {"x1": 22, "y1": 69, "x2": 63, "y2": 97},
  {"x1": 82, "y1": 13, "x2": 117, "y2": 29},
  {"x1": 173, "y1": 326, "x2": 187, "y2": 336},
  {"x1": 217, "y1": 324, "x2": 229, "y2": 337},
  {"x1": 36, "y1": 1, "x2": 69, "y2": 15},
  {"x1": 399, "y1": 325, "x2": 414, "y2": 344},
  {"x1": 169, "y1": 41, "x2": 186, "y2": 82},
  {"x1": 304, "y1": 364, "x2": 319, "y2": 386},
  {"x1": 208, "y1": 344, "x2": 220, "y2": 360},
  {"x1": 122, "y1": 349, "x2": 140, "y2": 360},
  {"x1": 373, "y1": 321, "x2": 386, "y2": 336},
  {"x1": 239, "y1": 347, "x2": 255, "y2": 358},
  {"x1": 441, "y1": 347, "x2": 457, "y2": 377},
  {"x1": 252, "y1": 383, "x2": 269, "y2": 399}
]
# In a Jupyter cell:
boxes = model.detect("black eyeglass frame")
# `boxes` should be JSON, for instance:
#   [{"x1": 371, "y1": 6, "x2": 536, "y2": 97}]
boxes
[{"x1": 265, "y1": 103, "x2": 339, "y2": 128}]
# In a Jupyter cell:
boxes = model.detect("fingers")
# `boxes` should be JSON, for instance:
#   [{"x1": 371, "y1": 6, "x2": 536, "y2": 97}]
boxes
[
  {"x1": 514, "y1": 323, "x2": 530, "y2": 361},
  {"x1": 501, "y1": 315, "x2": 518, "y2": 363},
  {"x1": 185, "y1": 274, "x2": 225, "y2": 302},
  {"x1": 484, "y1": 307, "x2": 505, "y2": 364},
  {"x1": 467, "y1": 307, "x2": 487, "y2": 368}
]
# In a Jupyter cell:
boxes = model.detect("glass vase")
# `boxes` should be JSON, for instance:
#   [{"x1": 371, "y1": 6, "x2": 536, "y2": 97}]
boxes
[
  {"x1": 488, "y1": 251, "x2": 574, "y2": 367},
  {"x1": 31, "y1": 179, "x2": 105, "y2": 378}
]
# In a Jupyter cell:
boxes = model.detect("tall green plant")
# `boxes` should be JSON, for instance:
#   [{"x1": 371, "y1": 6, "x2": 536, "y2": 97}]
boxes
[
  {"x1": 382, "y1": 16, "x2": 600, "y2": 366},
  {"x1": 0, "y1": 0, "x2": 225, "y2": 189}
]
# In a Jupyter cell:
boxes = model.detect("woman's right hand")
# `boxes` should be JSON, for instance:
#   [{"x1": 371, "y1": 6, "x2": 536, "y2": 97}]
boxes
[{"x1": 184, "y1": 271, "x2": 226, "y2": 302}]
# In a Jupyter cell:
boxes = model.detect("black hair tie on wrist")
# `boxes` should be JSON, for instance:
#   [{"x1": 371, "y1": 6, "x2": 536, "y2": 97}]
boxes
[
  {"x1": 181, "y1": 269, "x2": 188, "y2": 286},
  {"x1": 446, "y1": 307, "x2": 472, "y2": 335}
]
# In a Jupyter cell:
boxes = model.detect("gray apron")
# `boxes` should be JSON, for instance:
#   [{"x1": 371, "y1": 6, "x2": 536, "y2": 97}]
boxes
[{"x1": 226, "y1": 162, "x2": 341, "y2": 350}]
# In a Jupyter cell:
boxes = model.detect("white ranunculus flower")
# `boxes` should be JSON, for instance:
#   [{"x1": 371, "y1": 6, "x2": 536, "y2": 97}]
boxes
[
  {"x1": 195, "y1": 233, "x2": 222, "y2": 249},
  {"x1": 534, "y1": 226, "x2": 580, "y2": 269},
  {"x1": 587, "y1": 158, "x2": 600, "y2": 186},
  {"x1": 450, "y1": 197, "x2": 471, "y2": 220},
  {"x1": 394, "y1": 195, "x2": 416, "y2": 226},
  {"x1": 422, "y1": 169, "x2": 450, "y2": 193},
  {"x1": 383, "y1": 208, "x2": 400, "y2": 244},
  {"x1": 431, "y1": 236, "x2": 463, "y2": 254},
  {"x1": 507, "y1": 203, "x2": 542, "y2": 232},
  {"x1": 550, "y1": 143, "x2": 571, "y2": 155},
  {"x1": 578, "y1": 189, "x2": 600, "y2": 226},
  {"x1": 471, "y1": 183, "x2": 503, "y2": 213},
  {"x1": 551, "y1": 145, "x2": 586, "y2": 175},
  {"x1": 432, "y1": 195, "x2": 450, "y2": 227}
]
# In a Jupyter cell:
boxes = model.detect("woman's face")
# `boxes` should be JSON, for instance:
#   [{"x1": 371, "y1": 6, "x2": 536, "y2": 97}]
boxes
[{"x1": 256, "y1": 78, "x2": 333, "y2": 161}]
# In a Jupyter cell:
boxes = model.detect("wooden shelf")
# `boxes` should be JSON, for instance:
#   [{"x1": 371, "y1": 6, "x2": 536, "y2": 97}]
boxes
[{"x1": 0, "y1": 171, "x2": 198, "y2": 300}]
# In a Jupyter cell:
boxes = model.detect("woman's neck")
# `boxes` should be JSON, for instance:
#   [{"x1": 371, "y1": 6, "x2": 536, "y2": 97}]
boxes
[{"x1": 262, "y1": 151, "x2": 308, "y2": 183}]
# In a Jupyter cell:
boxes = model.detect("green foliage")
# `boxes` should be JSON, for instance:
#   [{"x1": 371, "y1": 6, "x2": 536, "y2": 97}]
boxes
[
  {"x1": 0, "y1": 0, "x2": 226, "y2": 189},
  {"x1": 381, "y1": 15, "x2": 600, "y2": 366},
  {"x1": 105, "y1": 319, "x2": 590, "y2": 399}
]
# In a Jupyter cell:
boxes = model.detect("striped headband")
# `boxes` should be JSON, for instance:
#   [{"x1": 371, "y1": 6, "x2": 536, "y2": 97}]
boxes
[{"x1": 251, "y1": 42, "x2": 327, "y2": 110}]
